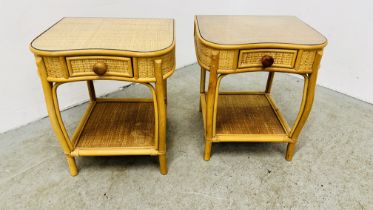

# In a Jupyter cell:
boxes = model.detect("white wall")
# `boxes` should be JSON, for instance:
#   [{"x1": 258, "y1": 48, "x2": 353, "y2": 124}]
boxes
[{"x1": 0, "y1": 0, "x2": 372, "y2": 133}]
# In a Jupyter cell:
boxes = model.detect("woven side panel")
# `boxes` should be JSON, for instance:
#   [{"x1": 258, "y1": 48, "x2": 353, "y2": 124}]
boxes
[
  {"x1": 239, "y1": 50, "x2": 296, "y2": 68},
  {"x1": 196, "y1": 39, "x2": 236, "y2": 70},
  {"x1": 69, "y1": 58, "x2": 131, "y2": 75},
  {"x1": 43, "y1": 57, "x2": 65, "y2": 78},
  {"x1": 137, "y1": 49, "x2": 175, "y2": 78},
  {"x1": 298, "y1": 51, "x2": 316, "y2": 72}
]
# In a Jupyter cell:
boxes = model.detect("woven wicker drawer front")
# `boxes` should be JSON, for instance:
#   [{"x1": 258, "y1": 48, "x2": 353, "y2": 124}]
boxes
[
  {"x1": 238, "y1": 49, "x2": 297, "y2": 69},
  {"x1": 66, "y1": 56, "x2": 133, "y2": 77}
]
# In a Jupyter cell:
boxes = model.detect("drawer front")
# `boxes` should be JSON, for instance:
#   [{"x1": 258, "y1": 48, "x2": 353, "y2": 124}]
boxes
[
  {"x1": 66, "y1": 56, "x2": 133, "y2": 77},
  {"x1": 238, "y1": 49, "x2": 297, "y2": 69}
]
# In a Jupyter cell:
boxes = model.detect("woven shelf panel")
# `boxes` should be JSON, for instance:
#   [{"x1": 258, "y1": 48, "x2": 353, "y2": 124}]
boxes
[
  {"x1": 69, "y1": 57, "x2": 132, "y2": 75},
  {"x1": 239, "y1": 50, "x2": 296, "y2": 68},
  {"x1": 43, "y1": 57, "x2": 65, "y2": 78},
  {"x1": 32, "y1": 18, "x2": 174, "y2": 52},
  {"x1": 216, "y1": 94, "x2": 285, "y2": 135},
  {"x1": 137, "y1": 49, "x2": 175, "y2": 78},
  {"x1": 195, "y1": 39, "x2": 237, "y2": 71},
  {"x1": 76, "y1": 102, "x2": 155, "y2": 148},
  {"x1": 298, "y1": 50, "x2": 316, "y2": 72}
]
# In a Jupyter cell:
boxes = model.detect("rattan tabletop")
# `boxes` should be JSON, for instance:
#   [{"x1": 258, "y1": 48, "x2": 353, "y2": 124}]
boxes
[
  {"x1": 31, "y1": 17, "x2": 174, "y2": 52},
  {"x1": 196, "y1": 15, "x2": 327, "y2": 46}
]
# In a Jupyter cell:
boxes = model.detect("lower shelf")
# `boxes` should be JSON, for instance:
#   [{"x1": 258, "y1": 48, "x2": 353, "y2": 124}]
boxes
[
  {"x1": 200, "y1": 92, "x2": 291, "y2": 142},
  {"x1": 216, "y1": 94, "x2": 286, "y2": 135},
  {"x1": 71, "y1": 100, "x2": 158, "y2": 156}
]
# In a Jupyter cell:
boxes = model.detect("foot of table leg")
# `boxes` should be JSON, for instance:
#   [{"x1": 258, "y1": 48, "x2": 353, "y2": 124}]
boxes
[
  {"x1": 285, "y1": 143, "x2": 296, "y2": 161},
  {"x1": 66, "y1": 155, "x2": 78, "y2": 176},
  {"x1": 159, "y1": 154, "x2": 168, "y2": 175},
  {"x1": 204, "y1": 140, "x2": 212, "y2": 161}
]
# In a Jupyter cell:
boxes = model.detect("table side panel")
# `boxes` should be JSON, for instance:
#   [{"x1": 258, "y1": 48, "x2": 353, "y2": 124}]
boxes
[
  {"x1": 195, "y1": 38, "x2": 238, "y2": 70},
  {"x1": 137, "y1": 49, "x2": 175, "y2": 78},
  {"x1": 43, "y1": 57, "x2": 68, "y2": 78}
]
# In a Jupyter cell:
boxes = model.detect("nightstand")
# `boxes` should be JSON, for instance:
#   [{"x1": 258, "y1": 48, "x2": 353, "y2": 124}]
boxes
[
  {"x1": 30, "y1": 17, "x2": 175, "y2": 176},
  {"x1": 194, "y1": 15, "x2": 327, "y2": 161}
]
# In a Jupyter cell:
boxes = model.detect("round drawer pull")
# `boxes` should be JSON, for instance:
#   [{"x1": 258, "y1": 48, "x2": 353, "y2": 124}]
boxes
[
  {"x1": 261, "y1": 55, "x2": 274, "y2": 68},
  {"x1": 92, "y1": 62, "x2": 107, "y2": 75}
]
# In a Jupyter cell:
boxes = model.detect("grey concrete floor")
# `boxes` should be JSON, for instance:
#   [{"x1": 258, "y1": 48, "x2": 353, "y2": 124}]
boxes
[{"x1": 1, "y1": 64, "x2": 372, "y2": 209}]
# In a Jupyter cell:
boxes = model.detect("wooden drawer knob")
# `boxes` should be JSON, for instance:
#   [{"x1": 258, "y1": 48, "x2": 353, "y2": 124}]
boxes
[
  {"x1": 93, "y1": 62, "x2": 107, "y2": 75},
  {"x1": 261, "y1": 55, "x2": 274, "y2": 68}
]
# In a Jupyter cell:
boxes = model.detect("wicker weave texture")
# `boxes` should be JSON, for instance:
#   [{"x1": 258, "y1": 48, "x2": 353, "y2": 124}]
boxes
[
  {"x1": 43, "y1": 57, "x2": 65, "y2": 78},
  {"x1": 239, "y1": 49, "x2": 297, "y2": 68},
  {"x1": 298, "y1": 50, "x2": 316, "y2": 72},
  {"x1": 76, "y1": 102, "x2": 155, "y2": 148},
  {"x1": 195, "y1": 39, "x2": 237, "y2": 71},
  {"x1": 195, "y1": 39, "x2": 317, "y2": 74},
  {"x1": 216, "y1": 94, "x2": 285, "y2": 134},
  {"x1": 42, "y1": 51, "x2": 175, "y2": 80},
  {"x1": 137, "y1": 49, "x2": 175, "y2": 78},
  {"x1": 32, "y1": 18, "x2": 174, "y2": 52},
  {"x1": 68, "y1": 56, "x2": 132, "y2": 77}
]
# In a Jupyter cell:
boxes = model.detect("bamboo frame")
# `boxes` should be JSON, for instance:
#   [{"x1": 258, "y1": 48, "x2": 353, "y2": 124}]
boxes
[
  {"x1": 195, "y1": 17, "x2": 326, "y2": 161},
  {"x1": 265, "y1": 72, "x2": 275, "y2": 93},
  {"x1": 212, "y1": 74, "x2": 225, "y2": 136},
  {"x1": 87, "y1": 80, "x2": 96, "y2": 101},
  {"x1": 36, "y1": 56, "x2": 78, "y2": 176},
  {"x1": 35, "y1": 55, "x2": 171, "y2": 176},
  {"x1": 198, "y1": 51, "x2": 323, "y2": 160},
  {"x1": 204, "y1": 51, "x2": 219, "y2": 160},
  {"x1": 215, "y1": 134, "x2": 291, "y2": 142},
  {"x1": 154, "y1": 59, "x2": 168, "y2": 174},
  {"x1": 47, "y1": 79, "x2": 165, "y2": 176},
  {"x1": 71, "y1": 148, "x2": 160, "y2": 156},
  {"x1": 285, "y1": 50, "x2": 323, "y2": 160}
]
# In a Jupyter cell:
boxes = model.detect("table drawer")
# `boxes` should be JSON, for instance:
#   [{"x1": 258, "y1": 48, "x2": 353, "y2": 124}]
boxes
[
  {"x1": 66, "y1": 56, "x2": 133, "y2": 77},
  {"x1": 238, "y1": 49, "x2": 297, "y2": 69}
]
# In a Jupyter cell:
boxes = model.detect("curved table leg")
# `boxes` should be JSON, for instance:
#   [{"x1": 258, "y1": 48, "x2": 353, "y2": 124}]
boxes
[
  {"x1": 35, "y1": 56, "x2": 78, "y2": 176},
  {"x1": 204, "y1": 51, "x2": 219, "y2": 160},
  {"x1": 286, "y1": 50, "x2": 323, "y2": 160},
  {"x1": 199, "y1": 67, "x2": 206, "y2": 112},
  {"x1": 87, "y1": 80, "x2": 96, "y2": 102},
  {"x1": 154, "y1": 59, "x2": 168, "y2": 174}
]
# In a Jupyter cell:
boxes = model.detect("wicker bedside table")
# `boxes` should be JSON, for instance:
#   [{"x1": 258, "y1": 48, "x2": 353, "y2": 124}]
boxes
[
  {"x1": 30, "y1": 17, "x2": 175, "y2": 176},
  {"x1": 194, "y1": 15, "x2": 327, "y2": 161}
]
